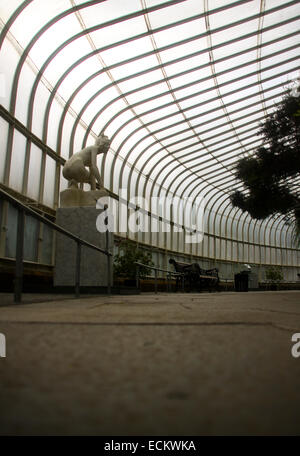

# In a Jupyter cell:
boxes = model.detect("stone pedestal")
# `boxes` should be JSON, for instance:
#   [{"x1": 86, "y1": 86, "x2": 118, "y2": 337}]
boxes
[
  {"x1": 54, "y1": 206, "x2": 113, "y2": 287},
  {"x1": 60, "y1": 187, "x2": 108, "y2": 208}
]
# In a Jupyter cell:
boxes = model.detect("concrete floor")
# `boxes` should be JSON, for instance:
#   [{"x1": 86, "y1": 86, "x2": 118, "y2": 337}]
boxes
[{"x1": 0, "y1": 290, "x2": 300, "y2": 436}]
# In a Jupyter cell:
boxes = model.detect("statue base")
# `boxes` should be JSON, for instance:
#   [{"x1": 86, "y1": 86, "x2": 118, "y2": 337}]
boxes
[
  {"x1": 54, "y1": 206, "x2": 113, "y2": 287},
  {"x1": 60, "y1": 187, "x2": 108, "y2": 208}
]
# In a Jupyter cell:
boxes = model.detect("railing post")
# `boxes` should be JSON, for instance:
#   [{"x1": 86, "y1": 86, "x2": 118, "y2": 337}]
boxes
[
  {"x1": 14, "y1": 208, "x2": 25, "y2": 303},
  {"x1": 75, "y1": 241, "x2": 81, "y2": 298},
  {"x1": 106, "y1": 229, "x2": 111, "y2": 295},
  {"x1": 154, "y1": 269, "x2": 158, "y2": 294}
]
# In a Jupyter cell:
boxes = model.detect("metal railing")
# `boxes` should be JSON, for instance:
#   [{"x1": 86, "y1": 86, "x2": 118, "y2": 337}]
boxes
[
  {"x1": 0, "y1": 187, "x2": 112, "y2": 303},
  {"x1": 135, "y1": 262, "x2": 233, "y2": 293},
  {"x1": 135, "y1": 261, "x2": 185, "y2": 294}
]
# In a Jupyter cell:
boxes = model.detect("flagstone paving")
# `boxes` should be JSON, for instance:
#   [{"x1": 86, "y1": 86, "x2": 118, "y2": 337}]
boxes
[{"x1": 0, "y1": 291, "x2": 299, "y2": 435}]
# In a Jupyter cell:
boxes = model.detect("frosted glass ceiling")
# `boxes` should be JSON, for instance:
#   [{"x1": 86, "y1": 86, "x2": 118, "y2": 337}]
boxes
[{"x1": 0, "y1": 0, "x2": 299, "y2": 215}]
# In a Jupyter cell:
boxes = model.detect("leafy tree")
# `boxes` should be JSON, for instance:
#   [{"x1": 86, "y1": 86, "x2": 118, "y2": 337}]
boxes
[
  {"x1": 230, "y1": 90, "x2": 300, "y2": 241},
  {"x1": 114, "y1": 239, "x2": 153, "y2": 279}
]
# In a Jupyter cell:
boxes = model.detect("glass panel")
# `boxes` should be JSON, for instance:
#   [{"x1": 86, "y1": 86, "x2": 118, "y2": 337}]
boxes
[
  {"x1": 102, "y1": 36, "x2": 154, "y2": 67},
  {"x1": 9, "y1": 130, "x2": 26, "y2": 193},
  {"x1": 0, "y1": 0, "x2": 299, "y2": 268},
  {"x1": 61, "y1": 112, "x2": 76, "y2": 160},
  {"x1": 0, "y1": 39, "x2": 20, "y2": 110},
  {"x1": 32, "y1": 83, "x2": 51, "y2": 139},
  {"x1": 8, "y1": 0, "x2": 71, "y2": 49},
  {"x1": 0, "y1": 118, "x2": 8, "y2": 182},
  {"x1": 5, "y1": 203, "x2": 18, "y2": 259},
  {"x1": 73, "y1": 124, "x2": 88, "y2": 153},
  {"x1": 116, "y1": 69, "x2": 164, "y2": 93},
  {"x1": 0, "y1": 0, "x2": 24, "y2": 22},
  {"x1": 106, "y1": 54, "x2": 159, "y2": 81},
  {"x1": 27, "y1": 144, "x2": 42, "y2": 201},
  {"x1": 29, "y1": 14, "x2": 83, "y2": 74},
  {"x1": 83, "y1": 0, "x2": 141, "y2": 25},
  {"x1": 24, "y1": 215, "x2": 39, "y2": 262},
  {"x1": 14, "y1": 59, "x2": 37, "y2": 125},
  {"x1": 43, "y1": 156, "x2": 56, "y2": 207},
  {"x1": 67, "y1": 72, "x2": 112, "y2": 116},
  {"x1": 47, "y1": 100, "x2": 64, "y2": 152}
]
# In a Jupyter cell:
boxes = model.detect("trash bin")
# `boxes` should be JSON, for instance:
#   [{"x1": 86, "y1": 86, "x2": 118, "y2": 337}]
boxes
[{"x1": 234, "y1": 271, "x2": 249, "y2": 292}]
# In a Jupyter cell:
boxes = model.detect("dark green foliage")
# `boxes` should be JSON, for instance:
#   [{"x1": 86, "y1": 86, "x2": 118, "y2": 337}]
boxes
[
  {"x1": 230, "y1": 91, "x2": 300, "y2": 240},
  {"x1": 265, "y1": 266, "x2": 283, "y2": 284},
  {"x1": 114, "y1": 239, "x2": 153, "y2": 279}
]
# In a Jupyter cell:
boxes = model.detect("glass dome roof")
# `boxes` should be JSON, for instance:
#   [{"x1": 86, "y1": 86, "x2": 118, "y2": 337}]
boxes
[{"x1": 0, "y1": 0, "x2": 299, "y2": 263}]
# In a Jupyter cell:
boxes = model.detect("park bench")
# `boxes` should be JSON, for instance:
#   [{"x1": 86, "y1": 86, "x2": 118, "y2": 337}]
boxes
[{"x1": 169, "y1": 258, "x2": 219, "y2": 292}]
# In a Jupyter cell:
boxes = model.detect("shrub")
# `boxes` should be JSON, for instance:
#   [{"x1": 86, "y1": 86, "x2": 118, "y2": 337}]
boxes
[
  {"x1": 114, "y1": 239, "x2": 153, "y2": 279},
  {"x1": 265, "y1": 266, "x2": 283, "y2": 283}
]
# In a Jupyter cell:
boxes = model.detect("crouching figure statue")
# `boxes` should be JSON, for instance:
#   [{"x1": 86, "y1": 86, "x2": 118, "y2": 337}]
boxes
[{"x1": 62, "y1": 133, "x2": 111, "y2": 190}]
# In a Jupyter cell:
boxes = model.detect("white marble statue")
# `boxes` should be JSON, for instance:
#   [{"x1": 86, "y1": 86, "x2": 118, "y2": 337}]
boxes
[{"x1": 62, "y1": 133, "x2": 111, "y2": 190}]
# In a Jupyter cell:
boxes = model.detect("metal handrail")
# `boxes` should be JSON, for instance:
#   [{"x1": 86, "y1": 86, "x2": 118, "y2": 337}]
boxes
[
  {"x1": 134, "y1": 261, "x2": 185, "y2": 294},
  {"x1": 134, "y1": 261, "x2": 183, "y2": 275},
  {"x1": 135, "y1": 260, "x2": 223, "y2": 293},
  {"x1": 0, "y1": 187, "x2": 112, "y2": 302}
]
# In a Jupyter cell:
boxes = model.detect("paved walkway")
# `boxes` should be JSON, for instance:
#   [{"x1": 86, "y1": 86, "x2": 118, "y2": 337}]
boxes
[{"x1": 0, "y1": 291, "x2": 300, "y2": 435}]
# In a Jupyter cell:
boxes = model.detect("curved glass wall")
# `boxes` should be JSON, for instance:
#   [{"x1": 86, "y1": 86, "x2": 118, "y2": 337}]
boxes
[{"x1": 0, "y1": 0, "x2": 299, "y2": 280}]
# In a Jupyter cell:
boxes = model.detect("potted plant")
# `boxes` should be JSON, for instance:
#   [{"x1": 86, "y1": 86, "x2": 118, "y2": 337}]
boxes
[
  {"x1": 114, "y1": 239, "x2": 153, "y2": 288},
  {"x1": 265, "y1": 266, "x2": 283, "y2": 290}
]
